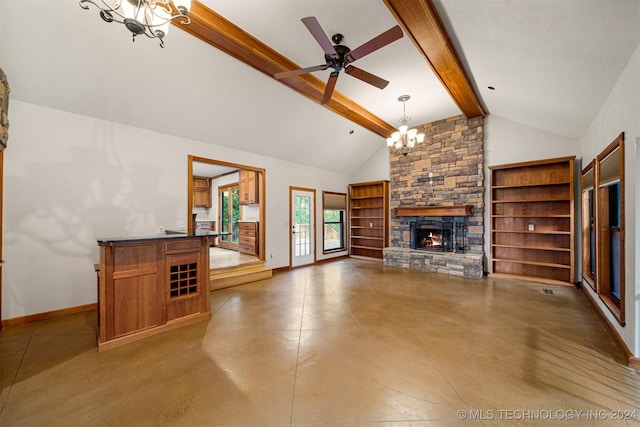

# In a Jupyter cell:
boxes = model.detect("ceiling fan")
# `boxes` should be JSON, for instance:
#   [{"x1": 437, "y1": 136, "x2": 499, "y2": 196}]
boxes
[{"x1": 275, "y1": 17, "x2": 404, "y2": 105}]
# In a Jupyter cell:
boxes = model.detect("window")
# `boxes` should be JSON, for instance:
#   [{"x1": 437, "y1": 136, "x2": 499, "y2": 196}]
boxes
[
  {"x1": 595, "y1": 132, "x2": 625, "y2": 325},
  {"x1": 322, "y1": 192, "x2": 346, "y2": 253}
]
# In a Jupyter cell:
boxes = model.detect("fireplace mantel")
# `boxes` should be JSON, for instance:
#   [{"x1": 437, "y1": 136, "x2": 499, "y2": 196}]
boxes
[{"x1": 395, "y1": 205, "x2": 472, "y2": 217}]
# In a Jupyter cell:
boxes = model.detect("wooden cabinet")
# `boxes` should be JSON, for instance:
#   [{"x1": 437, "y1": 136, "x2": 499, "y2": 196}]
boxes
[
  {"x1": 349, "y1": 180, "x2": 389, "y2": 259},
  {"x1": 97, "y1": 236, "x2": 211, "y2": 351},
  {"x1": 239, "y1": 170, "x2": 258, "y2": 205},
  {"x1": 489, "y1": 156, "x2": 575, "y2": 286},
  {"x1": 238, "y1": 221, "x2": 258, "y2": 255},
  {"x1": 193, "y1": 176, "x2": 211, "y2": 208}
]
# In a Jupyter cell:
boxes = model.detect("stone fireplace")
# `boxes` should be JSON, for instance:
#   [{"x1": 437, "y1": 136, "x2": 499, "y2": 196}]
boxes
[{"x1": 383, "y1": 115, "x2": 485, "y2": 279}]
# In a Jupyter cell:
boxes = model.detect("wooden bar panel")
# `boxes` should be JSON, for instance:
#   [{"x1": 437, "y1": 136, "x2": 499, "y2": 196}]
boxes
[
  {"x1": 112, "y1": 274, "x2": 162, "y2": 338},
  {"x1": 98, "y1": 236, "x2": 211, "y2": 351}
]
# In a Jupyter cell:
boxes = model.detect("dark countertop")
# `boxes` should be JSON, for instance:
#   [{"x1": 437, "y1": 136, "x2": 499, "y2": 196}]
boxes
[{"x1": 97, "y1": 230, "x2": 230, "y2": 244}]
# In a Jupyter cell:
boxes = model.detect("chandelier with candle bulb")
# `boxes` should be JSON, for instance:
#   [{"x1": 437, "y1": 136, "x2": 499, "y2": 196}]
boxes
[
  {"x1": 79, "y1": 0, "x2": 191, "y2": 48},
  {"x1": 386, "y1": 95, "x2": 425, "y2": 156}
]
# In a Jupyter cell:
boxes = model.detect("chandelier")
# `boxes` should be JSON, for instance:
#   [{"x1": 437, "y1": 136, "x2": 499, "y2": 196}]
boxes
[
  {"x1": 386, "y1": 95, "x2": 425, "y2": 156},
  {"x1": 79, "y1": 0, "x2": 191, "y2": 48}
]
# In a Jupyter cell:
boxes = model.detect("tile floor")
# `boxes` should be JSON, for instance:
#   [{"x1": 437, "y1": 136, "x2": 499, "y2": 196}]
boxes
[{"x1": 1, "y1": 258, "x2": 639, "y2": 426}]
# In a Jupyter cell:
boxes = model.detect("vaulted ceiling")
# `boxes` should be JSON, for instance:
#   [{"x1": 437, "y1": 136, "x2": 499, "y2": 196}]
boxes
[{"x1": 1, "y1": 0, "x2": 638, "y2": 174}]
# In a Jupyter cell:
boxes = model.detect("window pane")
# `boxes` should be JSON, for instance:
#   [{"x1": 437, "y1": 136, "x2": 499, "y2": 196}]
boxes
[
  {"x1": 295, "y1": 195, "x2": 311, "y2": 257},
  {"x1": 323, "y1": 209, "x2": 345, "y2": 251}
]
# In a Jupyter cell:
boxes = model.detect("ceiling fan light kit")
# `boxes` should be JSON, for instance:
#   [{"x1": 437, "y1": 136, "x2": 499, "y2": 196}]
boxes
[
  {"x1": 79, "y1": 0, "x2": 191, "y2": 47},
  {"x1": 274, "y1": 16, "x2": 403, "y2": 104},
  {"x1": 387, "y1": 95, "x2": 425, "y2": 157}
]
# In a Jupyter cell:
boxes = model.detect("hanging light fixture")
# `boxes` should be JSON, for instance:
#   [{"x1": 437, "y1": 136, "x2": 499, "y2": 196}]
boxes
[
  {"x1": 386, "y1": 95, "x2": 425, "y2": 156},
  {"x1": 79, "y1": 0, "x2": 191, "y2": 48}
]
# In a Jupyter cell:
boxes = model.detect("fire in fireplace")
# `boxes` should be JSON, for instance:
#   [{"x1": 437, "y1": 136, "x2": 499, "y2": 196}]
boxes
[{"x1": 410, "y1": 220, "x2": 465, "y2": 253}]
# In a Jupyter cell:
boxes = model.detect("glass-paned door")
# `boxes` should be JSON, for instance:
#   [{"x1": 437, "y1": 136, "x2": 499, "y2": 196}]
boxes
[
  {"x1": 291, "y1": 188, "x2": 315, "y2": 267},
  {"x1": 219, "y1": 184, "x2": 240, "y2": 250}
]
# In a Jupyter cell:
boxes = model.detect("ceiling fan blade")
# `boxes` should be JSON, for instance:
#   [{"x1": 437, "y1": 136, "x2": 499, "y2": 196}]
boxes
[
  {"x1": 275, "y1": 64, "x2": 327, "y2": 80},
  {"x1": 302, "y1": 17, "x2": 339, "y2": 58},
  {"x1": 321, "y1": 71, "x2": 340, "y2": 105},
  {"x1": 345, "y1": 25, "x2": 403, "y2": 63},
  {"x1": 344, "y1": 66, "x2": 389, "y2": 89}
]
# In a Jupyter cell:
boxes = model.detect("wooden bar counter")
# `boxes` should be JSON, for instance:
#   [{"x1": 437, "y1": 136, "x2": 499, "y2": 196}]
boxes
[{"x1": 96, "y1": 232, "x2": 213, "y2": 351}]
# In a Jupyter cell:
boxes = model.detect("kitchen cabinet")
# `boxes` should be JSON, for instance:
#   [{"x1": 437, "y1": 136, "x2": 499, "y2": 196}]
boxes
[
  {"x1": 239, "y1": 170, "x2": 258, "y2": 205},
  {"x1": 489, "y1": 156, "x2": 575, "y2": 286},
  {"x1": 238, "y1": 221, "x2": 258, "y2": 255},
  {"x1": 193, "y1": 176, "x2": 212, "y2": 208},
  {"x1": 349, "y1": 180, "x2": 389, "y2": 259}
]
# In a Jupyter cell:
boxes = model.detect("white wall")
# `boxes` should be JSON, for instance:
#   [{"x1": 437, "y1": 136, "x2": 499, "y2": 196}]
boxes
[
  {"x1": 351, "y1": 144, "x2": 390, "y2": 184},
  {"x1": 2, "y1": 101, "x2": 351, "y2": 320},
  {"x1": 484, "y1": 115, "x2": 580, "y2": 167},
  {"x1": 578, "y1": 42, "x2": 640, "y2": 355}
]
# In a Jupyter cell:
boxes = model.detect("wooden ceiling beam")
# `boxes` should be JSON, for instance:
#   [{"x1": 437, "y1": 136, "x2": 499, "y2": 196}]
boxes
[
  {"x1": 174, "y1": 1, "x2": 396, "y2": 138},
  {"x1": 384, "y1": 0, "x2": 486, "y2": 118}
]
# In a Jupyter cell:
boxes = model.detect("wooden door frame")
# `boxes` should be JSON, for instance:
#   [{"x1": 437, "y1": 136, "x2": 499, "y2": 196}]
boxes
[
  {"x1": 218, "y1": 182, "x2": 241, "y2": 251},
  {"x1": 188, "y1": 155, "x2": 266, "y2": 261},
  {"x1": 289, "y1": 186, "x2": 317, "y2": 268}
]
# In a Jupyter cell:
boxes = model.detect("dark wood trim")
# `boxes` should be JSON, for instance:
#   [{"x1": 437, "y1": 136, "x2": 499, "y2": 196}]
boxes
[
  {"x1": 322, "y1": 191, "x2": 348, "y2": 255},
  {"x1": 580, "y1": 160, "x2": 597, "y2": 292},
  {"x1": 316, "y1": 254, "x2": 349, "y2": 265},
  {"x1": 489, "y1": 155, "x2": 577, "y2": 171},
  {"x1": 580, "y1": 285, "x2": 637, "y2": 371},
  {"x1": 187, "y1": 157, "x2": 194, "y2": 233},
  {"x1": 2, "y1": 303, "x2": 97, "y2": 327},
  {"x1": 383, "y1": 0, "x2": 485, "y2": 118},
  {"x1": 174, "y1": 1, "x2": 395, "y2": 138},
  {"x1": 595, "y1": 133, "x2": 625, "y2": 326},
  {"x1": 349, "y1": 255, "x2": 384, "y2": 262},
  {"x1": 396, "y1": 205, "x2": 472, "y2": 217},
  {"x1": 289, "y1": 186, "x2": 317, "y2": 268}
]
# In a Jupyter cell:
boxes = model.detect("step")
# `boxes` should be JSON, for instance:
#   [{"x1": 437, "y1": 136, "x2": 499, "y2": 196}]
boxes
[{"x1": 210, "y1": 262, "x2": 272, "y2": 291}]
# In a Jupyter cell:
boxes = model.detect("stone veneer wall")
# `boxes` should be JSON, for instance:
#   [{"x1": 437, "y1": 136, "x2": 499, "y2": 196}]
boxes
[{"x1": 383, "y1": 115, "x2": 485, "y2": 278}]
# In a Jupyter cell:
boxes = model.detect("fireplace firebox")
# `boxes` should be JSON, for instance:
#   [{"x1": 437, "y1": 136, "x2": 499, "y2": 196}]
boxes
[{"x1": 410, "y1": 219, "x2": 465, "y2": 253}]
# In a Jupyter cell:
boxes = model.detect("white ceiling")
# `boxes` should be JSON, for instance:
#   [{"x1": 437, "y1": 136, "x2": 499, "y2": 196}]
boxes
[{"x1": 1, "y1": 0, "x2": 638, "y2": 174}]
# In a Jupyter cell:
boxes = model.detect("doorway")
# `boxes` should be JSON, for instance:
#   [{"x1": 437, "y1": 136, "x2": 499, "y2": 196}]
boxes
[
  {"x1": 188, "y1": 155, "x2": 266, "y2": 267},
  {"x1": 290, "y1": 187, "x2": 315, "y2": 267},
  {"x1": 218, "y1": 183, "x2": 240, "y2": 251}
]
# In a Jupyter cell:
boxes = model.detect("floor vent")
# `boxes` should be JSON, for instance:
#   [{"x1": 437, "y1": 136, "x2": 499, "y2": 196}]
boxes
[{"x1": 542, "y1": 288, "x2": 555, "y2": 295}]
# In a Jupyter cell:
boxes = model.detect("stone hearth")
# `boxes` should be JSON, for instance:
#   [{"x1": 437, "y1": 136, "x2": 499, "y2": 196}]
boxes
[{"x1": 383, "y1": 115, "x2": 485, "y2": 279}]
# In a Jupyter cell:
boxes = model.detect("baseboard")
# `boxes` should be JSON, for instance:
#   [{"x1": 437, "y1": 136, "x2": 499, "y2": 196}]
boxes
[
  {"x1": 2, "y1": 303, "x2": 97, "y2": 327},
  {"x1": 316, "y1": 255, "x2": 349, "y2": 264},
  {"x1": 272, "y1": 255, "x2": 351, "y2": 273},
  {"x1": 580, "y1": 286, "x2": 637, "y2": 371},
  {"x1": 349, "y1": 255, "x2": 383, "y2": 262}
]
